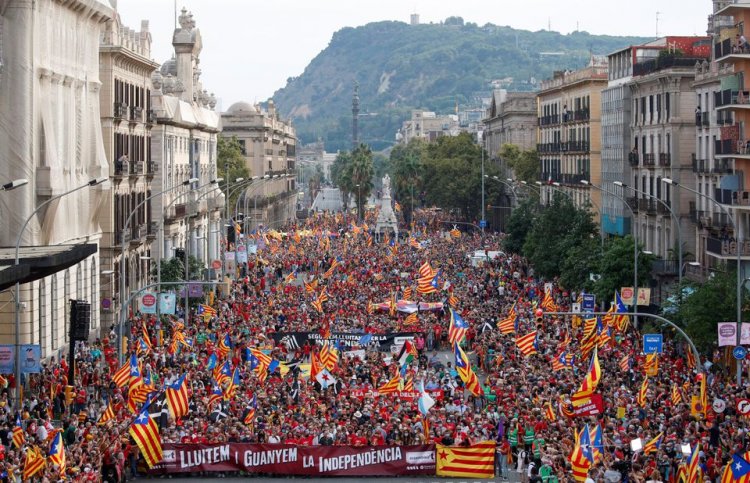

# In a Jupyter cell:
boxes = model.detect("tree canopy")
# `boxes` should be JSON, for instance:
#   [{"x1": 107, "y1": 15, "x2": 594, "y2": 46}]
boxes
[
  {"x1": 217, "y1": 136, "x2": 250, "y2": 211},
  {"x1": 330, "y1": 144, "x2": 375, "y2": 218},
  {"x1": 498, "y1": 144, "x2": 540, "y2": 183}
]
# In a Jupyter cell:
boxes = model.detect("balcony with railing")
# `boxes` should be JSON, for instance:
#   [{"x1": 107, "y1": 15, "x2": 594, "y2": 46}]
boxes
[
  {"x1": 538, "y1": 115, "x2": 561, "y2": 126},
  {"x1": 560, "y1": 173, "x2": 589, "y2": 185},
  {"x1": 147, "y1": 221, "x2": 159, "y2": 239},
  {"x1": 659, "y1": 153, "x2": 671, "y2": 167},
  {"x1": 562, "y1": 141, "x2": 590, "y2": 152},
  {"x1": 130, "y1": 224, "x2": 146, "y2": 245},
  {"x1": 715, "y1": 138, "x2": 738, "y2": 156},
  {"x1": 540, "y1": 172, "x2": 562, "y2": 183},
  {"x1": 114, "y1": 160, "x2": 129, "y2": 177},
  {"x1": 146, "y1": 161, "x2": 157, "y2": 177},
  {"x1": 625, "y1": 196, "x2": 639, "y2": 213},
  {"x1": 537, "y1": 143, "x2": 562, "y2": 154},
  {"x1": 638, "y1": 198, "x2": 658, "y2": 214},
  {"x1": 633, "y1": 55, "x2": 710, "y2": 77},
  {"x1": 113, "y1": 102, "x2": 127, "y2": 121},
  {"x1": 642, "y1": 153, "x2": 656, "y2": 167},
  {"x1": 695, "y1": 112, "x2": 705, "y2": 127},
  {"x1": 628, "y1": 152, "x2": 639, "y2": 167},
  {"x1": 652, "y1": 259, "x2": 679, "y2": 276},
  {"x1": 694, "y1": 155, "x2": 720, "y2": 174},
  {"x1": 656, "y1": 199, "x2": 672, "y2": 215},
  {"x1": 129, "y1": 106, "x2": 143, "y2": 125}
]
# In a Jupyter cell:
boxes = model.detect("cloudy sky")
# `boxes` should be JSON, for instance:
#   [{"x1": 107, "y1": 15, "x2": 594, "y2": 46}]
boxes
[{"x1": 116, "y1": 0, "x2": 709, "y2": 110}]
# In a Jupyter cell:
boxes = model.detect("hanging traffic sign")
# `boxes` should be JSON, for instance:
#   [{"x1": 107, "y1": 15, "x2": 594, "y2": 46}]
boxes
[{"x1": 643, "y1": 334, "x2": 663, "y2": 354}]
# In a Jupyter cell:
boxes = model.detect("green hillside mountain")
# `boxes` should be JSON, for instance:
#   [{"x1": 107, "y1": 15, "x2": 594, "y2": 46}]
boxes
[{"x1": 271, "y1": 19, "x2": 649, "y2": 152}]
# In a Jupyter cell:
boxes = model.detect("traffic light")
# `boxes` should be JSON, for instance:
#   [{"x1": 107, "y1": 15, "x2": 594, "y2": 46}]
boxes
[
  {"x1": 535, "y1": 308, "x2": 544, "y2": 328},
  {"x1": 64, "y1": 385, "x2": 74, "y2": 406}
]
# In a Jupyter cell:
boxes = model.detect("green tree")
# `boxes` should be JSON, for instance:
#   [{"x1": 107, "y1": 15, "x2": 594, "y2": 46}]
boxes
[
  {"x1": 331, "y1": 151, "x2": 352, "y2": 211},
  {"x1": 558, "y1": 236, "x2": 600, "y2": 292},
  {"x1": 344, "y1": 144, "x2": 375, "y2": 220},
  {"x1": 522, "y1": 194, "x2": 598, "y2": 278},
  {"x1": 420, "y1": 133, "x2": 503, "y2": 221},
  {"x1": 671, "y1": 269, "x2": 749, "y2": 353},
  {"x1": 390, "y1": 140, "x2": 426, "y2": 225},
  {"x1": 217, "y1": 136, "x2": 250, "y2": 211},
  {"x1": 592, "y1": 235, "x2": 654, "y2": 306},
  {"x1": 498, "y1": 144, "x2": 540, "y2": 183},
  {"x1": 152, "y1": 255, "x2": 205, "y2": 285},
  {"x1": 503, "y1": 198, "x2": 538, "y2": 254}
]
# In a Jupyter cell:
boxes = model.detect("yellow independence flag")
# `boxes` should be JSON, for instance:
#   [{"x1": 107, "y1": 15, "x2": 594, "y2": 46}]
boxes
[{"x1": 436, "y1": 441, "x2": 495, "y2": 479}]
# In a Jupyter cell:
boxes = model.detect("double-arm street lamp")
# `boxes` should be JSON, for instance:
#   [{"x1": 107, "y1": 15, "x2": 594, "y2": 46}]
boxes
[
  {"x1": 614, "y1": 181, "x2": 684, "y2": 286},
  {"x1": 663, "y1": 177, "x2": 743, "y2": 384},
  {"x1": 582, "y1": 180, "x2": 644, "y2": 327},
  {"x1": 14, "y1": 177, "x2": 106, "y2": 407},
  {"x1": 118, "y1": 177, "x2": 197, "y2": 363}
]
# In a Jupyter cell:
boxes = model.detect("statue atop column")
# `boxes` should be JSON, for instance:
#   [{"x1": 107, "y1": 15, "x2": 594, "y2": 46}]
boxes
[{"x1": 375, "y1": 173, "x2": 398, "y2": 238}]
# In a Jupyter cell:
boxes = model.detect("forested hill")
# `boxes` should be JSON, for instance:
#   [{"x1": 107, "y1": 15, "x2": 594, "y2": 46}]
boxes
[{"x1": 271, "y1": 19, "x2": 649, "y2": 152}]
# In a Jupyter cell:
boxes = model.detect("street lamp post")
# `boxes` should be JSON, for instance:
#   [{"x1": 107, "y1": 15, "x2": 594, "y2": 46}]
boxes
[
  {"x1": 582, "y1": 180, "x2": 641, "y2": 327},
  {"x1": 356, "y1": 183, "x2": 361, "y2": 220},
  {"x1": 14, "y1": 177, "x2": 105, "y2": 408},
  {"x1": 615, "y1": 181, "x2": 684, "y2": 286},
  {"x1": 118, "y1": 177, "x2": 197, "y2": 364},
  {"x1": 481, "y1": 141, "x2": 485, "y2": 232},
  {"x1": 1, "y1": 179, "x2": 29, "y2": 192},
  {"x1": 663, "y1": 177, "x2": 743, "y2": 384},
  {"x1": 157, "y1": 179, "x2": 221, "y2": 288}
]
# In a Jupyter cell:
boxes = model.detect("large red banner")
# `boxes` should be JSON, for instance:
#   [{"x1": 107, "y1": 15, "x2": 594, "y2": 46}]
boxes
[
  {"x1": 573, "y1": 393, "x2": 604, "y2": 417},
  {"x1": 149, "y1": 443, "x2": 436, "y2": 476}
]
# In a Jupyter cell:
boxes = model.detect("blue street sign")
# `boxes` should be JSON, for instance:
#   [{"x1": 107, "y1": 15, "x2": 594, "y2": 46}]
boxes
[
  {"x1": 582, "y1": 293, "x2": 596, "y2": 313},
  {"x1": 643, "y1": 334, "x2": 663, "y2": 354},
  {"x1": 734, "y1": 346, "x2": 748, "y2": 360},
  {"x1": 479, "y1": 220, "x2": 487, "y2": 228}
]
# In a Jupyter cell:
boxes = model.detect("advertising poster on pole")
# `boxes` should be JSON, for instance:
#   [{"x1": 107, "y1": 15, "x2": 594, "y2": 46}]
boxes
[
  {"x1": 0, "y1": 345, "x2": 14, "y2": 373},
  {"x1": 20, "y1": 345, "x2": 41, "y2": 373},
  {"x1": 236, "y1": 244, "x2": 248, "y2": 263},
  {"x1": 139, "y1": 293, "x2": 158, "y2": 314},
  {"x1": 718, "y1": 322, "x2": 738, "y2": 347},
  {"x1": 620, "y1": 287, "x2": 634, "y2": 306},
  {"x1": 159, "y1": 293, "x2": 177, "y2": 315}
]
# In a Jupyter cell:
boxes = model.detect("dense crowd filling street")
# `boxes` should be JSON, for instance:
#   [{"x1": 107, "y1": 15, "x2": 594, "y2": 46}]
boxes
[{"x1": 0, "y1": 208, "x2": 745, "y2": 483}]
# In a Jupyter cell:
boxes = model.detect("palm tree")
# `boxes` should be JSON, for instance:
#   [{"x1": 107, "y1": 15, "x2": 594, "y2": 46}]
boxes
[{"x1": 346, "y1": 144, "x2": 374, "y2": 220}]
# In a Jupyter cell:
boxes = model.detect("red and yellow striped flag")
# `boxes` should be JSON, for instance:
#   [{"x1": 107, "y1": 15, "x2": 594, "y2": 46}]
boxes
[{"x1": 436, "y1": 441, "x2": 495, "y2": 478}]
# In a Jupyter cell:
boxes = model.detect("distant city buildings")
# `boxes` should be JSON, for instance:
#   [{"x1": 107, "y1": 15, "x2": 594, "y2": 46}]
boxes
[
  {"x1": 483, "y1": 91, "x2": 537, "y2": 162},
  {"x1": 221, "y1": 101, "x2": 297, "y2": 232},
  {"x1": 536, "y1": 58, "x2": 608, "y2": 210}
]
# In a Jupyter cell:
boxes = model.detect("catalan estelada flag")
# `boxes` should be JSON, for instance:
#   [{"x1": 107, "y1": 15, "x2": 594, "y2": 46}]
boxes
[
  {"x1": 448, "y1": 308, "x2": 469, "y2": 345},
  {"x1": 515, "y1": 330, "x2": 538, "y2": 356},
  {"x1": 544, "y1": 401, "x2": 556, "y2": 421},
  {"x1": 12, "y1": 415, "x2": 24, "y2": 448},
  {"x1": 571, "y1": 348, "x2": 601, "y2": 406},
  {"x1": 436, "y1": 441, "x2": 495, "y2": 478},
  {"x1": 643, "y1": 432, "x2": 663, "y2": 455},
  {"x1": 417, "y1": 261, "x2": 436, "y2": 294},
  {"x1": 453, "y1": 343, "x2": 483, "y2": 396},
  {"x1": 688, "y1": 444, "x2": 702, "y2": 483},
  {"x1": 22, "y1": 446, "x2": 46, "y2": 480},
  {"x1": 48, "y1": 431, "x2": 66, "y2": 476},
  {"x1": 570, "y1": 444, "x2": 592, "y2": 482},
  {"x1": 129, "y1": 401, "x2": 163, "y2": 468},
  {"x1": 671, "y1": 384, "x2": 683, "y2": 406},
  {"x1": 112, "y1": 362, "x2": 130, "y2": 388},
  {"x1": 97, "y1": 402, "x2": 118, "y2": 426}
]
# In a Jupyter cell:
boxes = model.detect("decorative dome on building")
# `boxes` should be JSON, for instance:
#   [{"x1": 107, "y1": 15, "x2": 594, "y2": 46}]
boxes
[
  {"x1": 160, "y1": 56, "x2": 177, "y2": 77},
  {"x1": 226, "y1": 101, "x2": 257, "y2": 115}
]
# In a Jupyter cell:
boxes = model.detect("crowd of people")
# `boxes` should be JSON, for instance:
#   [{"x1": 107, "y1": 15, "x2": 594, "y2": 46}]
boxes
[{"x1": 0, "y1": 207, "x2": 745, "y2": 483}]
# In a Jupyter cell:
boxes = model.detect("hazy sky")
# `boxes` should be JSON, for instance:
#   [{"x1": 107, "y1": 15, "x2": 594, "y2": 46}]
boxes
[{"x1": 116, "y1": 0, "x2": 709, "y2": 110}]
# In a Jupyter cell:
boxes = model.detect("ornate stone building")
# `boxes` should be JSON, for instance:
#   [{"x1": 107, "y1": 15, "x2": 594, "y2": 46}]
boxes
[
  {"x1": 0, "y1": 0, "x2": 112, "y2": 356},
  {"x1": 221, "y1": 101, "x2": 297, "y2": 231},
  {"x1": 483, "y1": 91, "x2": 537, "y2": 162},
  {"x1": 99, "y1": 11, "x2": 159, "y2": 331},
  {"x1": 149, "y1": 9, "x2": 222, "y2": 281}
]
